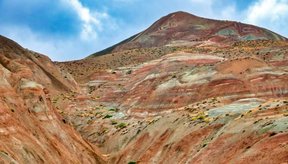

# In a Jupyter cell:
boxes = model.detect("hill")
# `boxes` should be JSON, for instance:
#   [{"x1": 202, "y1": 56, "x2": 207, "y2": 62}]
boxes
[
  {"x1": 57, "y1": 11, "x2": 287, "y2": 82},
  {"x1": 1, "y1": 11, "x2": 288, "y2": 163},
  {"x1": 90, "y1": 11, "x2": 287, "y2": 57},
  {"x1": 55, "y1": 12, "x2": 288, "y2": 163},
  {"x1": 0, "y1": 35, "x2": 105, "y2": 163}
]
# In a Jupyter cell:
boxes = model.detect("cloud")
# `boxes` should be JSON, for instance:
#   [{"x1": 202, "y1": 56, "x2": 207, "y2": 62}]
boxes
[
  {"x1": 1, "y1": 0, "x2": 287, "y2": 62},
  {"x1": 0, "y1": 25, "x2": 85, "y2": 61},
  {"x1": 0, "y1": 0, "x2": 122, "y2": 61},
  {"x1": 246, "y1": 0, "x2": 288, "y2": 23},
  {"x1": 61, "y1": 0, "x2": 108, "y2": 40},
  {"x1": 245, "y1": 0, "x2": 288, "y2": 36}
]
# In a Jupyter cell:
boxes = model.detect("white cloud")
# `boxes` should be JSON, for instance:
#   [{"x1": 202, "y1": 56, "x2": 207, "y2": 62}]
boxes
[
  {"x1": 61, "y1": 0, "x2": 108, "y2": 40},
  {"x1": 246, "y1": 0, "x2": 288, "y2": 24},
  {"x1": 0, "y1": 0, "x2": 120, "y2": 61},
  {"x1": 244, "y1": 0, "x2": 288, "y2": 37},
  {"x1": 0, "y1": 25, "x2": 99, "y2": 61},
  {"x1": 1, "y1": 0, "x2": 287, "y2": 62}
]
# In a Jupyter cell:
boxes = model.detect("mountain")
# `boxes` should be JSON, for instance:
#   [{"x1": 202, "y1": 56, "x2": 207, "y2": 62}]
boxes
[
  {"x1": 58, "y1": 11, "x2": 287, "y2": 82},
  {"x1": 59, "y1": 42, "x2": 288, "y2": 163},
  {"x1": 1, "y1": 11, "x2": 288, "y2": 163},
  {"x1": 0, "y1": 35, "x2": 105, "y2": 163},
  {"x1": 61, "y1": 41, "x2": 288, "y2": 163},
  {"x1": 55, "y1": 12, "x2": 288, "y2": 163},
  {"x1": 90, "y1": 11, "x2": 287, "y2": 56}
]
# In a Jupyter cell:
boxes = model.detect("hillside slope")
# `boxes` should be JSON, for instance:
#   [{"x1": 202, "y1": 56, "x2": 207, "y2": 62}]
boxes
[
  {"x1": 58, "y1": 41, "x2": 288, "y2": 163},
  {"x1": 57, "y1": 11, "x2": 287, "y2": 82},
  {"x1": 1, "y1": 11, "x2": 288, "y2": 164},
  {"x1": 90, "y1": 11, "x2": 287, "y2": 56},
  {"x1": 0, "y1": 35, "x2": 105, "y2": 163}
]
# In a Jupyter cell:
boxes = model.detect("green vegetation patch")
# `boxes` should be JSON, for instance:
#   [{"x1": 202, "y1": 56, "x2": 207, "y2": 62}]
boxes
[
  {"x1": 116, "y1": 122, "x2": 127, "y2": 129},
  {"x1": 191, "y1": 112, "x2": 211, "y2": 123},
  {"x1": 103, "y1": 114, "x2": 113, "y2": 119},
  {"x1": 128, "y1": 161, "x2": 137, "y2": 164}
]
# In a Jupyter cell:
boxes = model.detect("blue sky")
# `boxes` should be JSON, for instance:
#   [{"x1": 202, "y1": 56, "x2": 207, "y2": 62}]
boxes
[{"x1": 0, "y1": 0, "x2": 287, "y2": 61}]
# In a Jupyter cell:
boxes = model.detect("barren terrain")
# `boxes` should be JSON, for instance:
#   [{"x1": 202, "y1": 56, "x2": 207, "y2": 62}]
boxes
[{"x1": 1, "y1": 11, "x2": 288, "y2": 163}]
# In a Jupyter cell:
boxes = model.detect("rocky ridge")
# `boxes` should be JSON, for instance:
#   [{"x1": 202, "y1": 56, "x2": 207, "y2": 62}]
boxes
[{"x1": 0, "y1": 35, "x2": 105, "y2": 163}]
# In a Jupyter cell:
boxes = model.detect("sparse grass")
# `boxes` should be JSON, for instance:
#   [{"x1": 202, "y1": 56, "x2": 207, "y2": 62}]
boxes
[
  {"x1": 117, "y1": 122, "x2": 127, "y2": 129},
  {"x1": 191, "y1": 112, "x2": 210, "y2": 123}
]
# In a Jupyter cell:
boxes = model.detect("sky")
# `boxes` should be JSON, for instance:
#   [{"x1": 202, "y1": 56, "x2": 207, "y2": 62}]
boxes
[{"x1": 0, "y1": 0, "x2": 287, "y2": 61}]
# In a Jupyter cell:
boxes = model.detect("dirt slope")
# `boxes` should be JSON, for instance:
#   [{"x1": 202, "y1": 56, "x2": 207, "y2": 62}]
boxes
[
  {"x1": 91, "y1": 11, "x2": 287, "y2": 56},
  {"x1": 57, "y1": 12, "x2": 287, "y2": 82},
  {"x1": 56, "y1": 40, "x2": 288, "y2": 163},
  {"x1": 0, "y1": 35, "x2": 105, "y2": 163},
  {"x1": 1, "y1": 11, "x2": 288, "y2": 164},
  {"x1": 54, "y1": 12, "x2": 288, "y2": 163}
]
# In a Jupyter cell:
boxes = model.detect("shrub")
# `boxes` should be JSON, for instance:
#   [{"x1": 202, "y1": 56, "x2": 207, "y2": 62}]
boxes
[
  {"x1": 108, "y1": 108, "x2": 117, "y2": 112},
  {"x1": 103, "y1": 114, "x2": 113, "y2": 119},
  {"x1": 128, "y1": 161, "x2": 136, "y2": 164},
  {"x1": 191, "y1": 112, "x2": 210, "y2": 123},
  {"x1": 111, "y1": 120, "x2": 118, "y2": 125},
  {"x1": 117, "y1": 123, "x2": 127, "y2": 129},
  {"x1": 126, "y1": 70, "x2": 132, "y2": 74}
]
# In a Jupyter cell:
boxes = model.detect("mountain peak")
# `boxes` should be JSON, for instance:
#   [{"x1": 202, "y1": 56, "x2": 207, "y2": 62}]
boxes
[
  {"x1": 154, "y1": 11, "x2": 202, "y2": 29},
  {"x1": 166, "y1": 11, "x2": 198, "y2": 18},
  {"x1": 91, "y1": 11, "x2": 287, "y2": 56}
]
